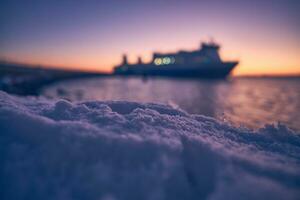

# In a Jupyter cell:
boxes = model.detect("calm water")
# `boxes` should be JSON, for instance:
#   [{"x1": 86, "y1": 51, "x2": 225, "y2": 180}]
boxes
[{"x1": 42, "y1": 77, "x2": 300, "y2": 131}]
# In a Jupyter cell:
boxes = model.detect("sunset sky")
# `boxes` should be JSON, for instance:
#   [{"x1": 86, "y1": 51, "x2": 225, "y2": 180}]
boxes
[{"x1": 1, "y1": 0, "x2": 299, "y2": 76}]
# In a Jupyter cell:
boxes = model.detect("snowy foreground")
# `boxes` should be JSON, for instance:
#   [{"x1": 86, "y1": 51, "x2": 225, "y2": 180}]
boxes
[{"x1": 0, "y1": 91, "x2": 300, "y2": 200}]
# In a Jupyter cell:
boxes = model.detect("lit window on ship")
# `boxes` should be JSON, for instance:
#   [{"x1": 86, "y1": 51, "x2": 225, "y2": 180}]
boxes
[{"x1": 154, "y1": 57, "x2": 175, "y2": 65}]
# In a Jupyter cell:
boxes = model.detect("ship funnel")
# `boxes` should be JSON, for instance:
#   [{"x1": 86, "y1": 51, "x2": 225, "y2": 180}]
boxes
[
  {"x1": 137, "y1": 56, "x2": 143, "y2": 64},
  {"x1": 122, "y1": 54, "x2": 128, "y2": 65}
]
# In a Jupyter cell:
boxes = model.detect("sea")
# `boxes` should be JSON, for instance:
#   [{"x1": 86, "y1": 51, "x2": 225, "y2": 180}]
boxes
[{"x1": 42, "y1": 76, "x2": 300, "y2": 131}]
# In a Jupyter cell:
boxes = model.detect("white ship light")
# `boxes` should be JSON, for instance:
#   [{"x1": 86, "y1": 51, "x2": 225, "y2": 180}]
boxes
[
  {"x1": 154, "y1": 58, "x2": 162, "y2": 65},
  {"x1": 163, "y1": 57, "x2": 171, "y2": 64},
  {"x1": 171, "y1": 57, "x2": 175, "y2": 64}
]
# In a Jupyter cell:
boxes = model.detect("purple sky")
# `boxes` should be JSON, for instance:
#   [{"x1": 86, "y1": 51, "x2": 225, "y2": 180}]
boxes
[{"x1": 0, "y1": 0, "x2": 299, "y2": 75}]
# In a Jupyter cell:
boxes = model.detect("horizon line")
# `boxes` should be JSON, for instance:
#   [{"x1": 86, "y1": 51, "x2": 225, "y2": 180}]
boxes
[{"x1": 1, "y1": 59, "x2": 300, "y2": 77}]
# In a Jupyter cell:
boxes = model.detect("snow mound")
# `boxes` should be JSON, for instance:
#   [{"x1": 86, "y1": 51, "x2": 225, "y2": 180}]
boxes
[{"x1": 0, "y1": 91, "x2": 300, "y2": 200}]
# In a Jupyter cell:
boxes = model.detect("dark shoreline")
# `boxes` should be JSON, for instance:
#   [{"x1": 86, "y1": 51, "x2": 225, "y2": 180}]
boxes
[{"x1": 0, "y1": 62, "x2": 111, "y2": 95}]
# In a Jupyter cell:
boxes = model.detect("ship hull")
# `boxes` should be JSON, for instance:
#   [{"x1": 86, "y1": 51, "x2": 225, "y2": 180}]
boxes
[{"x1": 114, "y1": 62, "x2": 238, "y2": 79}]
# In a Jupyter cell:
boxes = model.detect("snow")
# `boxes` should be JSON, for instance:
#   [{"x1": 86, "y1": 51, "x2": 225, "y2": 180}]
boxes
[{"x1": 0, "y1": 91, "x2": 300, "y2": 200}]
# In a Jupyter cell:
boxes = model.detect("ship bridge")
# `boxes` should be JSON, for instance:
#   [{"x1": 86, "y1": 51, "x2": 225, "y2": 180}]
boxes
[{"x1": 152, "y1": 42, "x2": 222, "y2": 66}]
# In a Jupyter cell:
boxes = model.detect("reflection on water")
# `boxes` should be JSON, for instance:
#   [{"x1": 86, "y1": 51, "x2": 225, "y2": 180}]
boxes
[{"x1": 42, "y1": 77, "x2": 300, "y2": 131}]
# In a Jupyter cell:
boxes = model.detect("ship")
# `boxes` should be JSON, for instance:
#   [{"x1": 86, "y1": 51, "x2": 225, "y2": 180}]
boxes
[{"x1": 114, "y1": 41, "x2": 238, "y2": 78}]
